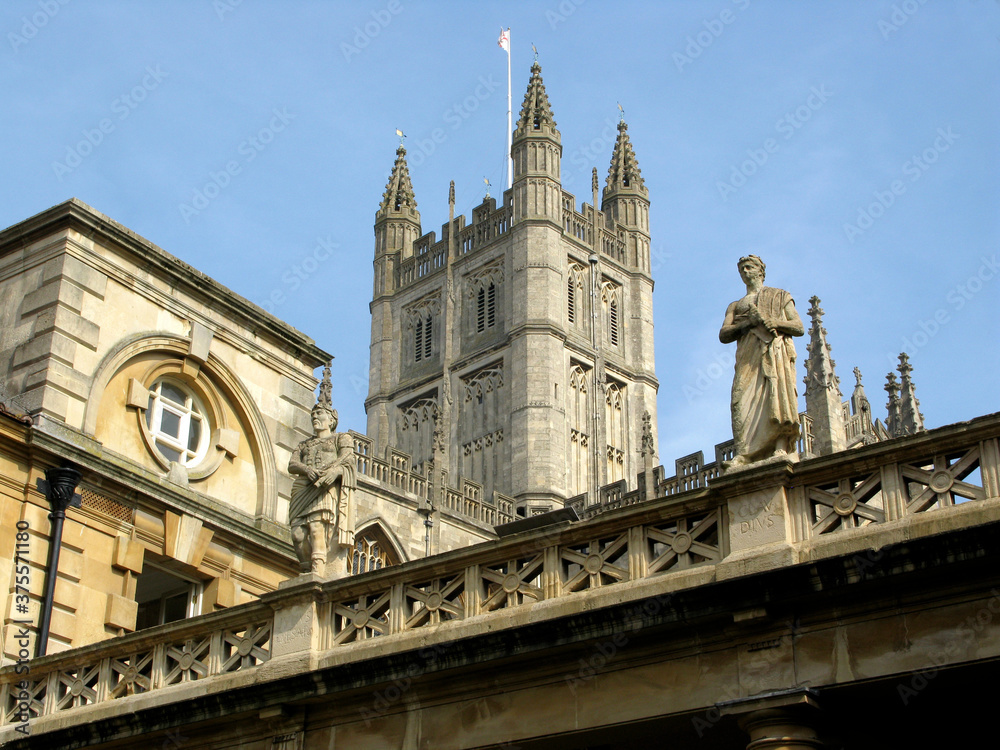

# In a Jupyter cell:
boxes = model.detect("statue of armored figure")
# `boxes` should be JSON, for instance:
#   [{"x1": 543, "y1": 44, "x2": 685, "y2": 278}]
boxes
[
  {"x1": 719, "y1": 255, "x2": 804, "y2": 470},
  {"x1": 287, "y1": 364, "x2": 357, "y2": 576}
]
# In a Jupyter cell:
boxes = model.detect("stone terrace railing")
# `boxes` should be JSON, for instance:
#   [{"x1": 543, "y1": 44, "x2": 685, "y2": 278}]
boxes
[
  {"x1": 350, "y1": 432, "x2": 515, "y2": 526},
  {"x1": 1, "y1": 602, "x2": 273, "y2": 726},
  {"x1": 321, "y1": 494, "x2": 726, "y2": 647},
  {"x1": 4, "y1": 414, "x2": 997, "y2": 728},
  {"x1": 787, "y1": 415, "x2": 999, "y2": 539}
]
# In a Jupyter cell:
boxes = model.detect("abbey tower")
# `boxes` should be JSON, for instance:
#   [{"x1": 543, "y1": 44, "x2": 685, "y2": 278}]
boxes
[{"x1": 365, "y1": 63, "x2": 658, "y2": 516}]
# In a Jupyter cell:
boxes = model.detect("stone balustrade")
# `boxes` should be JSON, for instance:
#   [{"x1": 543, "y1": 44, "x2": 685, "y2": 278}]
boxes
[
  {"x1": 3, "y1": 413, "x2": 996, "y2": 732},
  {"x1": 1, "y1": 602, "x2": 273, "y2": 726}
]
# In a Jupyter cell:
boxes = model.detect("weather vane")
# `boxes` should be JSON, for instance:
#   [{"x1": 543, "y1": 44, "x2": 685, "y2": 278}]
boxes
[
  {"x1": 531, "y1": 43, "x2": 538, "y2": 62},
  {"x1": 395, "y1": 128, "x2": 406, "y2": 146},
  {"x1": 617, "y1": 102, "x2": 625, "y2": 123},
  {"x1": 484, "y1": 176, "x2": 491, "y2": 200}
]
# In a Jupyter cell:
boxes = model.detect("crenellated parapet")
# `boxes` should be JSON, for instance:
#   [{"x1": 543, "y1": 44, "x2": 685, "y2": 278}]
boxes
[{"x1": 349, "y1": 431, "x2": 515, "y2": 528}]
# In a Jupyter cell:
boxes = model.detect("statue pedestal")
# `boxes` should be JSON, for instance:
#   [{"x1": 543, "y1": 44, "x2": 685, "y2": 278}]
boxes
[
  {"x1": 722, "y1": 451, "x2": 799, "y2": 475},
  {"x1": 280, "y1": 549, "x2": 351, "y2": 587},
  {"x1": 322, "y1": 548, "x2": 351, "y2": 580}
]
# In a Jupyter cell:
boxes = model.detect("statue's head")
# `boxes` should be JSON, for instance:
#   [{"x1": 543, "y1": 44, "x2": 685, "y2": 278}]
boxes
[
  {"x1": 311, "y1": 403, "x2": 338, "y2": 433},
  {"x1": 737, "y1": 255, "x2": 765, "y2": 282}
]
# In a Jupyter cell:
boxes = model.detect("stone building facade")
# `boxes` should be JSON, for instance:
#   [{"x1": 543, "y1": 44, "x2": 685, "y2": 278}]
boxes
[{"x1": 0, "y1": 200, "x2": 497, "y2": 658}]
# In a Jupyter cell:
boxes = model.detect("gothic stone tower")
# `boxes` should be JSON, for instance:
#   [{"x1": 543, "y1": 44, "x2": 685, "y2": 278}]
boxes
[{"x1": 365, "y1": 63, "x2": 658, "y2": 516}]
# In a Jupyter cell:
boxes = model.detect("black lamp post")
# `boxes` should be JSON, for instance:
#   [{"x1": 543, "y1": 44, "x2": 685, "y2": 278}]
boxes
[{"x1": 36, "y1": 465, "x2": 82, "y2": 657}]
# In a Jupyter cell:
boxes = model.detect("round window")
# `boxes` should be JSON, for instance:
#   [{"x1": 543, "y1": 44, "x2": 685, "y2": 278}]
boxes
[{"x1": 145, "y1": 379, "x2": 209, "y2": 467}]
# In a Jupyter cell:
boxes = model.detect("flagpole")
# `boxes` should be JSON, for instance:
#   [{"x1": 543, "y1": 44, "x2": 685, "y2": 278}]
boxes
[{"x1": 506, "y1": 29, "x2": 512, "y2": 190}]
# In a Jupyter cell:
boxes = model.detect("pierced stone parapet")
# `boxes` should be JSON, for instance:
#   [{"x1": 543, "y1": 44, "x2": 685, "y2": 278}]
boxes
[
  {"x1": 6, "y1": 415, "x2": 998, "y2": 730},
  {"x1": 0, "y1": 607, "x2": 272, "y2": 725}
]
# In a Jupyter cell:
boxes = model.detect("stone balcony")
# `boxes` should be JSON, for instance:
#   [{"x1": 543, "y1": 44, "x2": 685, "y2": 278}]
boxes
[{"x1": 3, "y1": 412, "x2": 998, "y2": 747}]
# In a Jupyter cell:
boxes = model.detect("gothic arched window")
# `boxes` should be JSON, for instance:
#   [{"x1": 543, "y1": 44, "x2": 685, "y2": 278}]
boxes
[
  {"x1": 601, "y1": 281, "x2": 622, "y2": 349},
  {"x1": 468, "y1": 263, "x2": 503, "y2": 336},
  {"x1": 423, "y1": 314, "x2": 432, "y2": 360},
  {"x1": 605, "y1": 382, "x2": 626, "y2": 483},
  {"x1": 351, "y1": 525, "x2": 402, "y2": 575},
  {"x1": 476, "y1": 284, "x2": 498, "y2": 333},
  {"x1": 405, "y1": 294, "x2": 439, "y2": 366},
  {"x1": 569, "y1": 364, "x2": 591, "y2": 496},
  {"x1": 567, "y1": 262, "x2": 585, "y2": 328},
  {"x1": 609, "y1": 298, "x2": 619, "y2": 347}
]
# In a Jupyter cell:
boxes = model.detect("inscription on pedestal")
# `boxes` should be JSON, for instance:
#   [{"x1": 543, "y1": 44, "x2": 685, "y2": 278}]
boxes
[{"x1": 728, "y1": 487, "x2": 787, "y2": 553}]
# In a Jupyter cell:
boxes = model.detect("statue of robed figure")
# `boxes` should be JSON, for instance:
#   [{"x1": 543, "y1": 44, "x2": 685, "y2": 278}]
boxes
[{"x1": 719, "y1": 255, "x2": 804, "y2": 470}]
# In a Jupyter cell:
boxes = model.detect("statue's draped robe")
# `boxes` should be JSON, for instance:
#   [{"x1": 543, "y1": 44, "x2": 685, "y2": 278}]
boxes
[
  {"x1": 730, "y1": 287, "x2": 800, "y2": 461},
  {"x1": 289, "y1": 432, "x2": 357, "y2": 548}
]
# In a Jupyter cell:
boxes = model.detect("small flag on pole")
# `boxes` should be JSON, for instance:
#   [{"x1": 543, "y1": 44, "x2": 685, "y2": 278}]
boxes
[{"x1": 498, "y1": 27, "x2": 510, "y2": 52}]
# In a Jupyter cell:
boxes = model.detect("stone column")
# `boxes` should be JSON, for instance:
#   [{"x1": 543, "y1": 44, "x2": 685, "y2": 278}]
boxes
[
  {"x1": 739, "y1": 708, "x2": 824, "y2": 750},
  {"x1": 721, "y1": 690, "x2": 825, "y2": 750}
]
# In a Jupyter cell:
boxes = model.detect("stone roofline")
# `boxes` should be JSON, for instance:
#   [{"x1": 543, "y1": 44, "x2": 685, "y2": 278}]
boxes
[{"x1": 0, "y1": 198, "x2": 331, "y2": 369}]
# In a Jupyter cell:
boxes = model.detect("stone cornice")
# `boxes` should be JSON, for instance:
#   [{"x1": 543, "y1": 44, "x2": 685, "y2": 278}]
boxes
[
  {"x1": 0, "y1": 199, "x2": 331, "y2": 370},
  {"x1": 28, "y1": 417, "x2": 297, "y2": 561}
]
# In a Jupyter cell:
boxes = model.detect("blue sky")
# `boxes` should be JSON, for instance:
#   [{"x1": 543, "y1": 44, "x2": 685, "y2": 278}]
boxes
[{"x1": 3, "y1": 0, "x2": 998, "y2": 465}]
